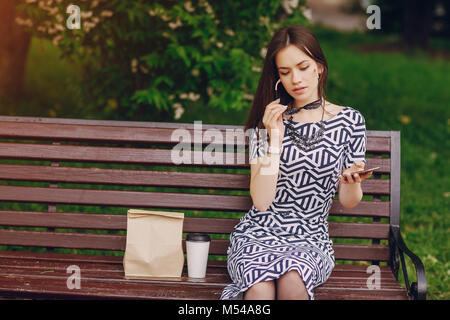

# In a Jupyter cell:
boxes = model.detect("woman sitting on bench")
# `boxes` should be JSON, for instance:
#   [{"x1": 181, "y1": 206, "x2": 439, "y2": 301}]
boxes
[{"x1": 221, "y1": 25, "x2": 372, "y2": 300}]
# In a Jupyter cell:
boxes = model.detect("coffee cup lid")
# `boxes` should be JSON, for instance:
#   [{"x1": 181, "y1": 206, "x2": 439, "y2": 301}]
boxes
[{"x1": 186, "y1": 233, "x2": 210, "y2": 242}]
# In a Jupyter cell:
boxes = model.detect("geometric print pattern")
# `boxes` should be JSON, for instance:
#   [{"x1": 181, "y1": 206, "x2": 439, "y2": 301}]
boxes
[{"x1": 221, "y1": 107, "x2": 367, "y2": 300}]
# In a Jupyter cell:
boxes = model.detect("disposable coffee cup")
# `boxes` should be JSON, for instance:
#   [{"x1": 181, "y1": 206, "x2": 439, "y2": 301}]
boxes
[{"x1": 186, "y1": 233, "x2": 210, "y2": 278}]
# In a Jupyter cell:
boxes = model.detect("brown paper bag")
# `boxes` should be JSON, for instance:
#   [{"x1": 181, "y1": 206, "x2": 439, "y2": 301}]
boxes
[{"x1": 123, "y1": 209, "x2": 184, "y2": 279}]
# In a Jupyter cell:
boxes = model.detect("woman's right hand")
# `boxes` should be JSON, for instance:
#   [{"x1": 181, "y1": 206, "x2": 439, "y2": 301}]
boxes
[{"x1": 262, "y1": 98, "x2": 287, "y2": 147}]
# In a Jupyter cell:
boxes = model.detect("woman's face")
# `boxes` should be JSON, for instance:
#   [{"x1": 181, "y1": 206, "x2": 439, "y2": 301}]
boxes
[{"x1": 275, "y1": 44, "x2": 322, "y2": 107}]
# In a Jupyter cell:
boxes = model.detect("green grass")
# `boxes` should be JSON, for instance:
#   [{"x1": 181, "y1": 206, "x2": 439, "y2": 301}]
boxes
[
  {"x1": 0, "y1": 26, "x2": 448, "y2": 299},
  {"x1": 312, "y1": 28, "x2": 449, "y2": 300}
]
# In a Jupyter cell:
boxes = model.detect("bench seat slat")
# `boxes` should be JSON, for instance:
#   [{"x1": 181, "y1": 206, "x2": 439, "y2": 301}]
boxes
[
  {"x1": 0, "y1": 251, "x2": 406, "y2": 300},
  {"x1": 314, "y1": 288, "x2": 408, "y2": 300},
  {"x1": 0, "y1": 186, "x2": 390, "y2": 217},
  {"x1": 0, "y1": 251, "x2": 397, "y2": 283},
  {"x1": 0, "y1": 263, "x2": 402, "y2": 288},
  {"x1": 0, "y1": 251, "x2": 407, "y2": 300},
  {"x1": 0, "y1": 163, "x2": 390, "y2": 193},
  {"x1": 0, "y1": 275, "x2": 408, "y2": 300},
  {"x1": 0, "y1": 274, "x2": 408, "y2": 300},
  {"x1": 0, "y1": 211, "x2": 390, "y2": 239},
  {"x1": 0, "y1": 273, "x2": 225, "y2": 300}
]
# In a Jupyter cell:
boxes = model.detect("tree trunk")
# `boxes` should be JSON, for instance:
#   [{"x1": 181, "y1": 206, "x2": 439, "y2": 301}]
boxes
[
  {"x1": 0, "y1": 0, "x2": 32, "y2": 98},
  {"x1": 402, "y1": 0, "x2": 436, "y2": 49}
]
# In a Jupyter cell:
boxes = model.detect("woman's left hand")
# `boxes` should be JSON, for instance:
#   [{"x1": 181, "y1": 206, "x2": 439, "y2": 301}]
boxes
[{"x1": 339, "y1": 160, "x2": 372, "y2": 184}]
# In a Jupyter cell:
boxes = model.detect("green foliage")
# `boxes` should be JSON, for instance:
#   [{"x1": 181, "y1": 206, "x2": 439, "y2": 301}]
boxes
[{"x1": 16, "y1": 0, "x2": 308, "y2": 121}]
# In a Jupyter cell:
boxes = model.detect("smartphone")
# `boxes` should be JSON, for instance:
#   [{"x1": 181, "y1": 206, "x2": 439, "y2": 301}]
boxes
[
  {"x1": 274, "y1": 79, "x2": 291, "y2": 106},
  {"x1": 341, "y1": 167, "x2": 380, "y2": 181}
]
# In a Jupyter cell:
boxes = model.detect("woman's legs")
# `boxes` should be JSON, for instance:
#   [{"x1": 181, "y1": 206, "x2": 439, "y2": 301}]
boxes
[
  {"x1": 276, "y1": 270, "x2": 309, "y2": 300},
  {"x1": 244, "y1": 280, "x2": 276, "y2": 300},
  {"x1": 244, "y1": 271, "x2": 310, "y2": 300}
]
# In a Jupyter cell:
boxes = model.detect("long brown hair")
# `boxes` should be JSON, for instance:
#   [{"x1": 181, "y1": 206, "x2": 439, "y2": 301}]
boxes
[{"x1": 244, "y1": 25, "x2": 328, "y2": 132}]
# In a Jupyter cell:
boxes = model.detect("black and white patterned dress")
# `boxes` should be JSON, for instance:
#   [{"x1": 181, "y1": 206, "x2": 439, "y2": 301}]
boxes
[{"x1": 221, "y1": 106, "x2": 367, "y2": 300}]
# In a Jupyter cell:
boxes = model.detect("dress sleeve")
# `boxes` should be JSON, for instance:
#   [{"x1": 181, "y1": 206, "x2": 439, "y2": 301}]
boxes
[
  {"x1": 248, "y1": 127, "x2": 269, "y2": 163},
  {"x1": 344, "y1": 112, "x2": 367, "y2": 169}
]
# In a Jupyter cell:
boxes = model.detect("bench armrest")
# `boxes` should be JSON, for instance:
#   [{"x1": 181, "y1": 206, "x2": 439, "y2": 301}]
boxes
[{"x1": 389, "y1": 225, "x2": 427, "y2": 300}]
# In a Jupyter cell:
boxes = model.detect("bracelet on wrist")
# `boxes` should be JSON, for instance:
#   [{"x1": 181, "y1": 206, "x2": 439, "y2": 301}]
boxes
[{"x1": 268, "y1": 145, "x2": 281, "y2": 154}]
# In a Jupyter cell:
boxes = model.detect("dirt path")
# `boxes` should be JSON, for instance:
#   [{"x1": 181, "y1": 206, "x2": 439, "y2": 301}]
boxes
[{"x1": 305, "y1": 0, "x2": 367, "y2": 32}]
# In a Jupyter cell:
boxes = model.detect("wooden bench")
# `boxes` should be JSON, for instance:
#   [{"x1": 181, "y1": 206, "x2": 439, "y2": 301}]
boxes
[{"x1": 0, "y1": 115, "x2": 426, "y2": 300}]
